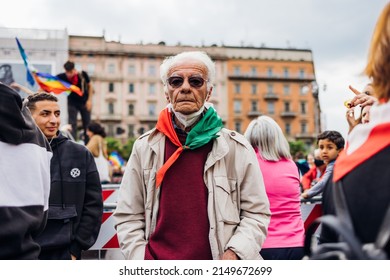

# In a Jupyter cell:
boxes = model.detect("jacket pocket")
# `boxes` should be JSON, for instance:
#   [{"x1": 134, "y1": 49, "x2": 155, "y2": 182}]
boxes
[
  {"x1": 214, "y1": 176, "x2": 240, "y2": 224},
  {"x1": 35, "y1": 205, "x2": 77, "y2": 249}
]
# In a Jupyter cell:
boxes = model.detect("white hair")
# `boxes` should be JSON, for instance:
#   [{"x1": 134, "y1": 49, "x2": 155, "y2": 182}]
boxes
[
  {"x1": 244, "y1": 115, "x2": 292, "y2": 161},
  {"x1": 160, "y1": 51, "x2": 216, "y2": 92}
]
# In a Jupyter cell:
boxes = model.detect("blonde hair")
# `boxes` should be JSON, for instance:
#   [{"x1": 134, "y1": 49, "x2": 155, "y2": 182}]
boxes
[
  {"x1": 244, "y1": 115, "x2": 291, "y2": 161},
  {"x1": 364, "y1": 3, "x2": 390, "y2": 101}
]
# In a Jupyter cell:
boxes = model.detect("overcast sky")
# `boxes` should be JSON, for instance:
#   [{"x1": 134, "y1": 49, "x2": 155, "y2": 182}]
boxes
[{"x1": 1, "y1": 0, "x2": 388, "y2": 138}]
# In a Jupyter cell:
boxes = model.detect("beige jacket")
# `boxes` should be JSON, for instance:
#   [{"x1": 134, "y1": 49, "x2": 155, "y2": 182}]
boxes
[{"x1": 113, "y1": 127, "x2": 270, "y2": 260}]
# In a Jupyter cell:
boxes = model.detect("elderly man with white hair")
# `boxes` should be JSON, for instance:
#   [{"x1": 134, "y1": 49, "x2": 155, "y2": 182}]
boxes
[{"x1": 114, "y1": 51, "x2": 270, "y2": 260}]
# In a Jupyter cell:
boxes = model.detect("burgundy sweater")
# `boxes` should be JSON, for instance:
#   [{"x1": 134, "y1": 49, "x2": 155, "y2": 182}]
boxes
[{"x1": 145, "y1": 133, "x2": 213, "y2": 260}]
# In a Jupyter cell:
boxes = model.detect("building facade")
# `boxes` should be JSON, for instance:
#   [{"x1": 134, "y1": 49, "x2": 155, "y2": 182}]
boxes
[
  {"x1": 225, "y1": 47, "x2": 320, "y2": 145},
  {"x1": 0, "y1": 27, "x2": 69, "y2": 124},
  {"x1": 69, "y1": 35, "x2": 320, "y2": 146}
]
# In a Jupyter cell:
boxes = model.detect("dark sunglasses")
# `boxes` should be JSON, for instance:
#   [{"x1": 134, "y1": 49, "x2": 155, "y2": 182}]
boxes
[{"x1": 167, "y1": 76, "x2": 208, "y2": 88}]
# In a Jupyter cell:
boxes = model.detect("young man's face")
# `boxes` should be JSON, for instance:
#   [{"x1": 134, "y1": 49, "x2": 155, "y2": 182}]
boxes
[
  {"x1": 65, "y1": 69, "x2": 77, "y2": 80},
  {"x1": 318, "y1": 139, "x2": 341, "y2": 164},
  {"x1": 30, "y1": 100, "x2": 61, "y2": 139}
]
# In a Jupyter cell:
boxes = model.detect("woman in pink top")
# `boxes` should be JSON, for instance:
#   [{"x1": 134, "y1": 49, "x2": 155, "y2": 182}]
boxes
[{"x1": 245, "y1": 116, "x2": 305, "y2": 260}]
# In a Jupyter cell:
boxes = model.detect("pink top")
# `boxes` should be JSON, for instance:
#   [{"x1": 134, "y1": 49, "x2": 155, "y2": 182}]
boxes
[{"x1": 256, "y1": 152, "x2": 305, "y2": 248}]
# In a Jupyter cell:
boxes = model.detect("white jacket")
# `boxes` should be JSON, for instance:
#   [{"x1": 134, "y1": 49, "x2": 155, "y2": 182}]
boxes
[{"x1": 113, "y1": 127, "x2": 270, "y2": 260}]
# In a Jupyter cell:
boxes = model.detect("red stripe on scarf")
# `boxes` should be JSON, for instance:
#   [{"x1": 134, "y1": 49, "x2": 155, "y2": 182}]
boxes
[
  {"x1": 155, "y1": 108, "x2": 184, "y2": 188},
  {"x1": 333, "y1": 123, "x2": 390, "y2": 181}
]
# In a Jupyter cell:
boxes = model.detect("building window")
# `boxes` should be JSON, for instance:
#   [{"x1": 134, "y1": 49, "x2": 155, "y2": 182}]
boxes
[
  {"x1": 149, "y1": 83, "x2": 156, "y2": 95},
  {"x1": 301, "y1": 122, "x2": 307, "y2": 134},
  {"x1": 251, "y1": 84, "x2": 257, "y2": 95},
  {"x1": 108, "y1": 102, "x2": 114, "y2": 115},
  {"x1": 108, "y1": 63, "x2": 115, "y2": 74},
  {"x1": 283, "y1": 84, "x2": 290, "y2": 95},
  {"x1": 108, "y1": 82, "x2": 114, "y2": 93},
  {"x1": 129, "y1": 83, "x2": 134, "y2": 94},
  {"x1": 234, "y1": 66, "x2": 241, "y2": 75},
  {"x1": 285, "y1": 123, "x2": 291, "y2": 135},
  {"x1": 128, "y1": 124, "x2": 135, "y2": 138},
  {"x1": 301, "y1": 101, "x2": 307, "y2": 114},
  {"x1": 148, "y1": 102, "x2": 156, "y2": 116},
  {"x1": 148, "y1": 65, "x2": 156, "y2": 76},
  {"x1": 87, "y1": 63, "x2": 95, "y2": 75},
  {"x1": 284, "y1": 101, "x2": 291, "y2": 112},
  {"x1": 283, "y1": 67, "x2": 289, "y2": 78},
  {"x1": 299, "y1": 68, "x2": 305, "y2": 78},
  {"x1": 250, "y1": 66, "x2": 257, "y2": 76},
  {"x1": 128, "y1": 65, "x2": 135, "y2": 75},
  {"x1": 233, "y1": 100, "x2": 242, "y2": 113},
  {"x1": 267, "y1": 67, "x2": 273, "y2": 77},
  {"x1": 251, "y1": 100, "x2": 258, "y2": 112},
  {"x1": 234, "y1": 83, "x2": 241, "y2": 94},
  {"x1": 267, "y1": 83, "x2": 274, "y2": 93},
  {"x1": 234, "y1": 121, "x2": 242, "y2": 133},
  {"x1": 267, "y1": 102, "x2": 275, "y2": 114},
  {"x1": 128, "y1": 104, "x2": 134, "y2": 116}
]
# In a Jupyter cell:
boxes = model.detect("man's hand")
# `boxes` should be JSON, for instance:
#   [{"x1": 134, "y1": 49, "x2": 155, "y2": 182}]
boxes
[
  {"x1": 86, "y1": 99, "x2": 92, "y2": 112},
  {"x1": 221, "y1": 249, "x2": 239, "y2": 260}
]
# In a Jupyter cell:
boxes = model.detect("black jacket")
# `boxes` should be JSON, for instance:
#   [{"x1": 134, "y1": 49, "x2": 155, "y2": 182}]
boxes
[
  {"x1": 0, "y1": 83, "x2": 51, "y2": 259},
  {"x1": 36, "y1": 133, "x2": 103, "y2": 259}
]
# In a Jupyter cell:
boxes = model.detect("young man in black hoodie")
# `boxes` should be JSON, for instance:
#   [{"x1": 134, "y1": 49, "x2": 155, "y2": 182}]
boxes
[
  {"x1": 27, "y1": 92, "x2": 103, "y2": 260},
  {"x1": 0, "y1": 83, "x2": 52, "y2": 259}
]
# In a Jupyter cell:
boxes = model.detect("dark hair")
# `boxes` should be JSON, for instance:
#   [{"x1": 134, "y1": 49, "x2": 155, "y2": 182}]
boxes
[
  {"x1": 87, "y1": 121, "x2": 106, "y2": 137},
  {"x1": 64, "y1": 61, "x2": 75, "y2": 71},
  {"x1": 26, "y1": 92, "x2": 58, "y2": 112},
  {"x1": 317, "y1": 130, "x2": 345, "y2": 150}
]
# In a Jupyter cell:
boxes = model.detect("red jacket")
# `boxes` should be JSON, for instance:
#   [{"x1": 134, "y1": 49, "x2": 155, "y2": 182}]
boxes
[{"x1": 301, "y1": 165, "x2": 326, "y2": 190}]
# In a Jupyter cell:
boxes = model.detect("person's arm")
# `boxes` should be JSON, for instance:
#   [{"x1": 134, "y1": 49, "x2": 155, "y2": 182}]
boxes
[
  {"x1": 113, "y1": 139, "x2": 148, "y2": 259},
  {"x1": 10, "y1": 82, "x2": 34, "y2": 95},
  {"x1": 69, "y1": 150, "x2": 103, "y2": 259},
  {"x1": 303, "y1": 162, "x2": 334, "y2": 198},
  {"x1": 224, "y1": 142, "x2": 271, "y2": 260},
  {"x1": 84, "y1": 71, "x2": 93, "y2": 112}
]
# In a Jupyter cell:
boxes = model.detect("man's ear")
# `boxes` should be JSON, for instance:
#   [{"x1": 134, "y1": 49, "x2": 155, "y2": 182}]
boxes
[
  {"x1": 165, "y1": 92, "x2": 170, "y2": 102},
  {"x1": 206, "y1": 87, "x2": 213, "y2": 101}
]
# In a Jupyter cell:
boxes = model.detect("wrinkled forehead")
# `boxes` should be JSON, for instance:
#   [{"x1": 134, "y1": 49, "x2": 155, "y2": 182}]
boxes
[{"x1": 167, "y1": 60, "x2": 208, "y2": 77}]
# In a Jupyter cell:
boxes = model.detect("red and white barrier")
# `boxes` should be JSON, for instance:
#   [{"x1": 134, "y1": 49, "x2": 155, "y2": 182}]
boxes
[{"x1": 90, "y1": 185, "x2": 120, "y2": 249}]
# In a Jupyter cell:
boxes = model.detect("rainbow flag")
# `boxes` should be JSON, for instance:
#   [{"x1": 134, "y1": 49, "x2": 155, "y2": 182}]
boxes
[
  {"x1": 15, "y1": 37, "x2": 83, "y2": 96},
  {"x1": 108, "y1": 151, "x2": 125, "y2": 168},
  {"x1": 33, "y1": 72, "x2": 83, "y2": 96}
]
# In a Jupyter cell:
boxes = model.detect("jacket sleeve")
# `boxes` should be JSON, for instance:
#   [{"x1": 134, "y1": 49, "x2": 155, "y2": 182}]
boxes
[
  {"x1": 113, "y1": 139, "x2": 148, "y2": 260},
  {"x1": 225, "y1": 141, "x2": 271, "y2": 260},
  {"x1": 307, "y1": 162, "x2": 335, "y2": 198},
  {"x1": 70, "y1": 151, "x2": 103, "y2": 259}
]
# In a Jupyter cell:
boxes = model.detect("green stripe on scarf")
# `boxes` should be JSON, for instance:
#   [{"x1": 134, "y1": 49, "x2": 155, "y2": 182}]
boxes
[{"x1": 155, "y1": 106, "x2": 223, "y2": 187}]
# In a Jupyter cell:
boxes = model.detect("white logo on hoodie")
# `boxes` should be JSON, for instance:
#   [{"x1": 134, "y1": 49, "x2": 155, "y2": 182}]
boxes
[{"x1": 70, "y1": 168, "x2": 81, "y2": 178}]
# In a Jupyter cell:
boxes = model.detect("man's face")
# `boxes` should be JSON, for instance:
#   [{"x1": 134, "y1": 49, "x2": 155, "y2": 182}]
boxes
[
  {"x1": 31, "y1": 100, "x2": 61, "y2": 139},
  {"x1": 65, "y1": 69, "x2": 77, "y2": 80},
  {"x1": 165, "y1": 60, "x2": 212, "y2": 115}
]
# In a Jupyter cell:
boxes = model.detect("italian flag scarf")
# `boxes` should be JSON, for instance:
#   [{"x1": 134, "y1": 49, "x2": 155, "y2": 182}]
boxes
[{"x1": 155, "y1": 106, "x2": 223, "y2": 188}]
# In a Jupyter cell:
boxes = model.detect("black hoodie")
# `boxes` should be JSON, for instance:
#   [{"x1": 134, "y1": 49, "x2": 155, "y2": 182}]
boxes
[
  {"x1": 35, "y1": 133, "x2": 103, "y2": 259},
  {"x1": 0, "y1": 82, "x2": 52, "y2": 259}
]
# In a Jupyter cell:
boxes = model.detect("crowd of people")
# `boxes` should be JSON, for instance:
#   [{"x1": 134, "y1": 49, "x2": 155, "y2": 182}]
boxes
[{"x1": 1, "y1": 2, "x2": 390, "y2": 261}]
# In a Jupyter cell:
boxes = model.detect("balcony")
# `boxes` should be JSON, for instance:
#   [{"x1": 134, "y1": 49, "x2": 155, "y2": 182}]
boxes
[
  {"x1": 280, "y1": 111, "x2": 297, "y2": 118},
  {"x1": 138, "y1": 114, "x2": 158, "y2": 122},
  {"x1": 99, "y1": 114, "x2": 122, "y2": 122},
  {"x1": 247, "y1": 110, "x2": 262, "y2": 118},
  {"x1": 263, "y1": 93, "x2": 279, "y2": 101},
  {"x1": 228, "y1": 72, "x2": 315, "y2": 82}
]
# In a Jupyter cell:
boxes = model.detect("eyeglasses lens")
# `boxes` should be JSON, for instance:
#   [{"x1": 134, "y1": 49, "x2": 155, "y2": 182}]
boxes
[{"x1": 167, "y1": 76, "x2": 205, "y2": 88}]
